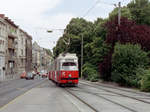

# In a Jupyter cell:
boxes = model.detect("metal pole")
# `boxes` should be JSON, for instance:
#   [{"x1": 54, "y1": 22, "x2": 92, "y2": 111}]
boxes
[
  {"x1": 81, "y1": 34, "x2": 83, "y2": 79},
  {"x1": 118, "y1": 2, "x2": 121, "y2": 26}
]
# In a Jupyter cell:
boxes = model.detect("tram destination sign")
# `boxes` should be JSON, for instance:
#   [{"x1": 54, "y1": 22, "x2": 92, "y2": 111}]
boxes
[{"x1": 65, "y1": 59, "x2": 74, "y2": 62}]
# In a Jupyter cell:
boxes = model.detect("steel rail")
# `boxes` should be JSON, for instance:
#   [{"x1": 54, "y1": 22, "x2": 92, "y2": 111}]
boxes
[
  {"x1": 69, "y1": 87, "x2": 138, "y2": 112},
  {"x1": 82, "y1": 81, "x2": 150, "y2": 97},
  {"x1": 65, "y1": 88, "x2": 99, "y2": 112},
  {"x1": 80, "y1": 82, "x2": 150, "y2": 104}
]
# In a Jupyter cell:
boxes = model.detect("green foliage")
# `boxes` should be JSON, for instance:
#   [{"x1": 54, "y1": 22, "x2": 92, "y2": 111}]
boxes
[
  {"x1": 140, "y1": 70, "x2": 150, "y2": 92},
  {"x1": 53, "y1": 17, "x2": 109, "y2": 77},
  {"x1": 111, "y1": 43, "x2": 149, "y2": 86},
  {"x1": 82, "y1": 63, "x2": 99, "y2": 82},
  {"x1": 52, "y1": 0, "x2": 150, "y2": 86},
  {"x1": 109, "y1": 7, "x2": 132, "y2": 20},
  {"x1": 128, "y1": 0, "x2": 150, "y2": 25},
  {"x1": 44, "y1": 48, "x2": 53, "y2": 57},
  {"x1": 91, "y1": 39, "x2": 111, "y2": 67}
]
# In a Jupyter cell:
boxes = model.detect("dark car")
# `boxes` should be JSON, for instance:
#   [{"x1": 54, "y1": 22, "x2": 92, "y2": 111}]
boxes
[{"x1": 26, "y1": 72, "x2": 34, "y2": 80}]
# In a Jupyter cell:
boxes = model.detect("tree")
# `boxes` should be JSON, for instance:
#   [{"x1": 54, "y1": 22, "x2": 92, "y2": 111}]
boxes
[
  {"x1": 111, "y1": 43, "x2": 149, "y2": 86},
  {"x1": 128, "y1": 0, "x2": 150, "y2": 25},
  {"x1": 109, "y1": 6, "x2": 132, "y2": 20},
  {"x1": 99, "y1": 17, "x2": 150, "y2": 81}
]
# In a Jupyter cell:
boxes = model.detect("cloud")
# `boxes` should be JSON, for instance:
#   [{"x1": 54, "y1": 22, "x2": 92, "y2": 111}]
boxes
[
  {"x1": 0, "y1": 0, "x2": 61, "y2": 19},
  {"x1": 0, "y1": 0, "x2": 66, "y2": 49}
]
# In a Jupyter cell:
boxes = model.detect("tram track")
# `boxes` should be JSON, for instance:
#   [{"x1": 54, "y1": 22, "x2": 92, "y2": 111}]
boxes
[
  {"x1": 65, "y1": 88, "x2": 99, "y2": 112},
  {"x1": 80, "y1": 82, "x2": 150, "y2": 104},
  {"x1": 81, "y1": 81, "x2": 150, "y2": 97},
  {"x1": 67, "y1": 87, "x2": 138, "y2": 112},
  {"x1": 47, "y1": 80, "x2": 99, "y2": 112},
  {"x1": 47, "y1": 79, "x2": 150, "y2": 112}
]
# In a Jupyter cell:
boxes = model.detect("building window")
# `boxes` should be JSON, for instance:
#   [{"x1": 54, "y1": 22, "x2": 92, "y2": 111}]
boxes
[
  {"x1": 21, "y1": 49, "x2": 23, "y2": 55},
  {"x1": 22, "y1": 38, "x2": 23, "y2": 44},
  {"x1": 21, "y1": 59, "x2": 23, "y2": 67}
]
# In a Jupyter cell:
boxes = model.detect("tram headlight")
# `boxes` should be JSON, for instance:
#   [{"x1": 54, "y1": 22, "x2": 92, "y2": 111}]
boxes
[{"x1": 62, "y1": 72, "x2": 65, "y2": 77}]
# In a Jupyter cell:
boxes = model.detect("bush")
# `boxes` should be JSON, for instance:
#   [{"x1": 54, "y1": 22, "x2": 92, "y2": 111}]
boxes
[
  {"x1": 82, "y1": 63, "x2": 99, "y2": 82},
  {"x1": 140, "y1": 70, "x2": 150, "y2": 92},
  {"x1": 111, "y1": 43, "x2": 149, "y2": 87}
]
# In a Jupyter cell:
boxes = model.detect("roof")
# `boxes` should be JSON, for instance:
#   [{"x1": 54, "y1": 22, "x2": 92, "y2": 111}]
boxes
[
  {"x1": 0, "y1": 14, "x2": 18, "y2": 28},
  {"x1": 57, "y1": 53, "x2": 78, "y2": 60},
  {"x1": 0, "y1": 14, "x2": 32, "y2": 40}
]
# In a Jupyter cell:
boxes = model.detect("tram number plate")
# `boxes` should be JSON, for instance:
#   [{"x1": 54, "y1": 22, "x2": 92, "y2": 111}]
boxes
[{"x1": 68, "y1": 81, "x2": 72, "y2": 83}]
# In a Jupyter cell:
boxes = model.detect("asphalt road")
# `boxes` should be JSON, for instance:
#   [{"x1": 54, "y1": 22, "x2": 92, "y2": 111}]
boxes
[
  {"x1": 0, "y1": 78, "x2": 46, "y2": 108},
  {"x1": 0, "y1": 79, "x2": 150, "y2": 112}
]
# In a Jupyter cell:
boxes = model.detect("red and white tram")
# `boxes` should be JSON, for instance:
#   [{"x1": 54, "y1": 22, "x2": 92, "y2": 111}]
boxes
[{"x1": 48, "y1": 53, "x2": 79, "y2": 86}]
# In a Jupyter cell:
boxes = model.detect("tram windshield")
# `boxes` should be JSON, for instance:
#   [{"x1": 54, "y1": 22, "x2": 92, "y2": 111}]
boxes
[{"x1": 62, "y1": 62, "x2": 78, "y2": 70}]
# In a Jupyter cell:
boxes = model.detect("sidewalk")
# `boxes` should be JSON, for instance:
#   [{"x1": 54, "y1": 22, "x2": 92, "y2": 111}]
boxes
[{"x1": 0, "y1": 74, "x2": 19, "y2": 84}]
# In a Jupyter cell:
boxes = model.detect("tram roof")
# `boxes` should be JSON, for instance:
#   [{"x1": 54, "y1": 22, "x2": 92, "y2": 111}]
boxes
[{"x1": 57, "y1": 53, "x2": 78, "y2": 60}]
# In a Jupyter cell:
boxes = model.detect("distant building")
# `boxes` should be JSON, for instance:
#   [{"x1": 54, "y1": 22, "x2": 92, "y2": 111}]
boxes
[
  {"x1": 32, "y1": 42, "x2": 52, "y2": 72},
  {"x1": 32, "y1": 42, "x2": 41, "y2": 71}
]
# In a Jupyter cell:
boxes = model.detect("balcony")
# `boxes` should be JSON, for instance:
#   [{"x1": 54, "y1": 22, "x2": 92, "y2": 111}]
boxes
[
  {"x1": 8, "y1": 31, "x2": 18, "y2": 38},
  {"x1": 8, "y1": 42, "x2": 15, "y2": 49},
  {"x1": 8, "y1": 53, "x2": 16, "y2": 61}
]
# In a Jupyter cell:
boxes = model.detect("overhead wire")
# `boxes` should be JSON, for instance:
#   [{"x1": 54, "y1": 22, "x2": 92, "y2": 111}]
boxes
[
  {"x1": 82, "y1": 0, "x2": 114, "y2": 18},
  {"x1": 82, "y1": 0, "x2": 101, "y2": 18}
]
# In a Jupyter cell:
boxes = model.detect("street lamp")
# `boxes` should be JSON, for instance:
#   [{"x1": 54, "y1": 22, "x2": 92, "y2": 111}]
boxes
[
  {"x1": 47, "y1": 29, "x2": 70, "y2": 50},
  {"x1": 47, "y1": 30, "x2": 53, "y2": 33}
]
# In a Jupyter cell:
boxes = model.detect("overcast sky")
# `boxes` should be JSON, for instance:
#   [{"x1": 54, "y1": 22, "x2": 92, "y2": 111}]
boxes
[{"x1": 0, "y1": 0, "x2": 132, "y2": 50}]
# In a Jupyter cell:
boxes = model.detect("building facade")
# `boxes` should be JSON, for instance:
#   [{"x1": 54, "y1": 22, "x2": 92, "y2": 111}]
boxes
[
  {"x1": 5, "y1": 17, "x2": 19, "y2": 79},
  {"x1": 32, "y1": 42, "x2": 41, "y2": 72},
  {"x1": 32, "y1": 42, "x2": 52, "y2": 72},
  {"x1": 0, "y1": 14, "x2": 32, "y2": 81},
  {"x1": 0, "y1": 17, "x2": 7, "y2": 81},
  {"x1": 17, "y1": 29, "x2": 26, "y2": 74},
  {"x1": 25, "y1": 34, "x2": 32, "y2": 72}
]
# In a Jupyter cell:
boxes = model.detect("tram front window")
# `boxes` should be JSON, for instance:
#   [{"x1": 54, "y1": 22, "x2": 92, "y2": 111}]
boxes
[{"x1": 62, "y1": 62, "x2": 77, "y2": 70}]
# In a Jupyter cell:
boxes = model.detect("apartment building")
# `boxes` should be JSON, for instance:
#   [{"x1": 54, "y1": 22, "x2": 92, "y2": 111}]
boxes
[
  {"x1": 25, "y1": 34, "x2": 32, "y2": 72},
  {"x1": 32, "y1": 42, "x2": 41, "y2": 71},
  {"x1": 0, "y1": 14, "x2": 32, "y2": 81},
  {"x1": 0, "y1": 17, "x2": 7, "y2": 81},
  {"x1": 5, "y1": 17, "x2": 19, "y2": 79},
  {"x1": 17, "y1": 29, "x2": 27, "y2": 74},
  {"x1": 32, "y1": 42, "x2": 51, "y2": 72}
]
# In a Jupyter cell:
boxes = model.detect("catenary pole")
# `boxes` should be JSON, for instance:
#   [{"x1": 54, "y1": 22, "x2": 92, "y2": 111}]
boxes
[
  {"x1": 81, "y1": 34, "x2": 83, "y2": 79},
  {"x1": 118, "y1": 2, "x2": 121, "y2": 26}
]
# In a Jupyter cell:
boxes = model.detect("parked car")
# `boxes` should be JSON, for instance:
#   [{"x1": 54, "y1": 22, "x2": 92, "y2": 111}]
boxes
[
  {"x1": 41, "y1": 73, "x2": 48, "y2": 78},
  {"x1": 32, "y1": 71, "x2": 37, "y2": 77},
  {"x1": 20, "y1": 72, "x2": 26, "y2": 79},
  {"x1": 26, "y1": 72, "x2": 34, "y2": 80},
  {"x1": 40, "y1": 70, "x2": 48, "y2": 78}
]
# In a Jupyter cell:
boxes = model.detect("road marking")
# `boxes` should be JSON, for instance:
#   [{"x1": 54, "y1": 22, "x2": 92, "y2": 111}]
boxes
[{"x1": 0, "y1": 80, "x2": 46, "y2": 111}]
